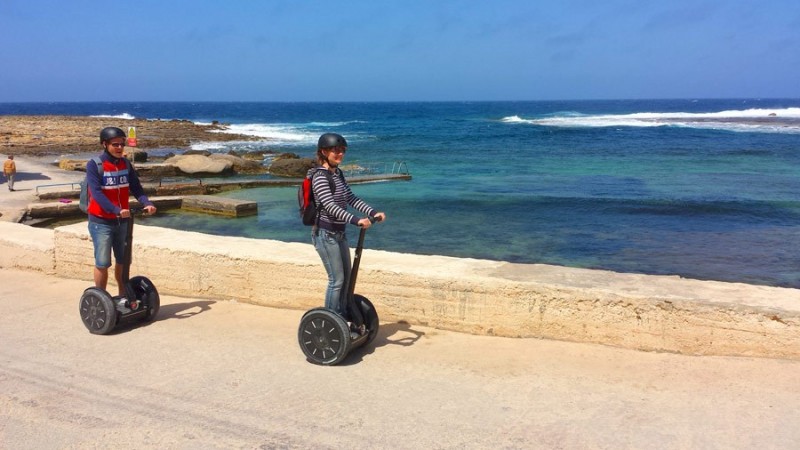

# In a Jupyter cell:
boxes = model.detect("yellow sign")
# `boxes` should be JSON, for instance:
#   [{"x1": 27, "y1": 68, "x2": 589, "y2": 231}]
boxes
[{"x1": 127, "y1": 126, "x2": 138, "y2": 147}]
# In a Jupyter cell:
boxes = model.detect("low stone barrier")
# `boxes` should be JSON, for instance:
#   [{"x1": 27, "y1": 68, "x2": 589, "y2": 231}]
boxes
[
  {"x1": 0, "y1": 222, "x2": 56, "y2": 273},
  {"x1": 2, "y1": 221, "x2": 798, "y2": 359}
]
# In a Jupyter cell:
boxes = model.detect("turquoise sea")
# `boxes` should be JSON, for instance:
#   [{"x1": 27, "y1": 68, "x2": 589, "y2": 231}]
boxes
[{"x1": 2, "y1": 100, "x2": 800, "y2": 288}]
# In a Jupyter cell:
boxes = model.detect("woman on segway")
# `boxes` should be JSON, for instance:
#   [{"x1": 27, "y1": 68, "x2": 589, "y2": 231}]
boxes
[{"x1": 310, "y1": 133, "x2": 387, "y2": 335}]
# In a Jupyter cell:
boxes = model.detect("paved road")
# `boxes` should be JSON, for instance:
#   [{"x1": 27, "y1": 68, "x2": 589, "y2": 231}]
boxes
[
  {"x1": 0, "y1": 155, "x2": 84, "y2": 222},
  {"x1": 1, "y1": 268, "x2": 798, "y2": 449}
]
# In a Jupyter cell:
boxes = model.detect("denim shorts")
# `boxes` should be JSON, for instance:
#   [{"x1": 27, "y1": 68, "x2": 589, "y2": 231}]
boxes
[{"x1": 88, "y1": 221, "x2": 127, "y2": 268}]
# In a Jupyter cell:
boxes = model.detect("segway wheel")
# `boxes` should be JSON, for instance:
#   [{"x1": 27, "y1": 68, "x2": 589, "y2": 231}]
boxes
[
  {"x1": 298, "y1": 308, "x2": 351, "y2": 365},
  {"x1": 79, "y1": 287, "x2": 117, "y2": 335},
  {"x1": 354, "y1": 294, "x2": 380, "y2": 345},
  {"x1": 129, "y1": 276, "x2": 160, "y2": 322}
]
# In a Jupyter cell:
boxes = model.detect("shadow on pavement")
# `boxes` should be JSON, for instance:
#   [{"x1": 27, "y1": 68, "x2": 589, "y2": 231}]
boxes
[
  {"x1": 157, "y1": 300, "x2": 216, "y2": 320},
  {"x1": 14, "y1": 172, "x2": 56, "y2": 182},
  {"x1": 342, "y1": 321, "x2": 426, "y2": 365}
]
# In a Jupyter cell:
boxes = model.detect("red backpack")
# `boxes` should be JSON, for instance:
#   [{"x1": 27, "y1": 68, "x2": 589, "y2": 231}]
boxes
[{"x1": 298, "y1": 168, "x2": 337, "y2": 226}]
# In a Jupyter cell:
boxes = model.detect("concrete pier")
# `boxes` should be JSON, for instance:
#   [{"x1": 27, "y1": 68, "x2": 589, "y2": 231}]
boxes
[{"x1": 181, "y1": 195, "x2": 257, "y2": 217}]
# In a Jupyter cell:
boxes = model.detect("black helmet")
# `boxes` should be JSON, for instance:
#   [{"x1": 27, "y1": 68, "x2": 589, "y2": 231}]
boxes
[
  {"x1": 100, "y1": 127, "x2": 126, "y2": 143},
  {"x1": 317, "y1": 133, "x2": 347, "y2": 149}
]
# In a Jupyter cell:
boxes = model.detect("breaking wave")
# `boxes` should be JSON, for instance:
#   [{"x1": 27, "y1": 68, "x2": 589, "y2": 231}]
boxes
[
  {"x1": 90, "y1": 113, "x2": 135, "y2": 120},
  {"x1": 502, "y1": 108, "x2": 800, "y2": 134}
]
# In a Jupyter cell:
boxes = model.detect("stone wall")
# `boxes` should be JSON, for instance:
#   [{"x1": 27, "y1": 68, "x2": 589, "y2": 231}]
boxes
[{"x1": 2, "y1": 221, "x2": 799, "y2": 359}]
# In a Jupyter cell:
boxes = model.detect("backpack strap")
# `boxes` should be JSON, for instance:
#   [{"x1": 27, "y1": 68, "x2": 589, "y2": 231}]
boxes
[
  {"x1": 311, "y1": 167, "x2": 336, "y2": 226},
  {"x1": 92, "y1": 156, "x2": 103, "y2": 175},
  {"x1": 311, "y1": 167, "x2": 336, "y2": 197}
]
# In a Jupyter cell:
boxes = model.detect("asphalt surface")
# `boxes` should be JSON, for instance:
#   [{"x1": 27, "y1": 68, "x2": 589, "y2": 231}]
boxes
[{"x1": 1, "y1": 268, "x2": 799, "y2": 449}]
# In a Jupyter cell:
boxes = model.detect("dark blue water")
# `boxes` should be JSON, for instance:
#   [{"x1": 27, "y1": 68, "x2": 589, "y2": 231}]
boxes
[{"x1": 3, "y1": 100, "x2": 800, "y2": 287}]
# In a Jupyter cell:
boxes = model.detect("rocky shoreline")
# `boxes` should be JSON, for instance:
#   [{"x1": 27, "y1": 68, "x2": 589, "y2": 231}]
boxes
[
  {"x1": 0, "y1": 115, "x2": 260, "y2": 156},
  {"x1": 1, "y1": 114, "x2": 319, "y2": 178}
]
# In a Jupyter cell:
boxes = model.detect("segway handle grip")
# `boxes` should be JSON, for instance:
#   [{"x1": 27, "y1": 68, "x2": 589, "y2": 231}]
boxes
[
  {"x1": 369, "y1": 215, "x2": 383, "y2": 224},
  {"x1": 118, "y1": 207, "x2": 152, "y2": 218},
  {"x1": 132, "y1": 207, "x2": 154, "y2": 216}
]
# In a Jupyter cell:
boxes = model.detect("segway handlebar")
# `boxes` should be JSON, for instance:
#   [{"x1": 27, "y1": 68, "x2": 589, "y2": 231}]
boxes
[
  {"x1": 119, "y1": 207, "x2": 154, "y2": 217},
  {"x1": 363, "y1": 215, "x2": 383, "y2": 226}
]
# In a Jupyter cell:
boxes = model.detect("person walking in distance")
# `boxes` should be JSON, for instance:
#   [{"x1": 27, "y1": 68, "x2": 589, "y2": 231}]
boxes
[{"x1": 3, "y1": 155, "x2": 16, "y2": 191}]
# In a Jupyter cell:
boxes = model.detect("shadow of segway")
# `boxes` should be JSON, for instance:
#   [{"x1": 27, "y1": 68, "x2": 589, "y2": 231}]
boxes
[
  {"x1": 372, "y1": 321, "x2": 426, "y2": 348},
  {"x1": 338, "y1": 320, "x2": 426, "y2": 366},
  {"x1": 156, "y1": 300, "x2": 215, "y2": 320}
]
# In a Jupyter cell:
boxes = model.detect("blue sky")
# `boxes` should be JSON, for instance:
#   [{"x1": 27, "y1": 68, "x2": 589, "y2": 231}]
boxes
[{"x1": 2, "y1": 0, "x2": 799, "y2": 101}]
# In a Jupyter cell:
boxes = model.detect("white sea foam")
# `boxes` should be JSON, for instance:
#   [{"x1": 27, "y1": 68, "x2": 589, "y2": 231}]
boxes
[
  {"x1": 209, "y1": 123, "x2": 317, "y2": 144},
  {"x1": 307, "y1": 121, "x2": 365, "y2": 127},
  {"x1": 189, "y1": 140, "x2": 270, "y2": 151},
  {"x1": 500, "y1": 115, "x2": 528, "y2": 124},
  {"x1": 90, "y1": 113, "x2": 135, "y2": 120},
  {"x1": 502, "y1": 107, "x2": 800, "y2": 134}
]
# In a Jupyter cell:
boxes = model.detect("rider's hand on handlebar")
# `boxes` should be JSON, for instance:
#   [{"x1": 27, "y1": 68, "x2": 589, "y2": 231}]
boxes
[{"x1": 358, "y1": 212, "x2": 386, "y2": 228}]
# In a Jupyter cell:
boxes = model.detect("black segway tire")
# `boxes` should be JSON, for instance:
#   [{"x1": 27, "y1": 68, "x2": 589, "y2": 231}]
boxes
[
  {"x1": 354, "y1": 294, "x2": 380, "y2": 345},
  {"x1": 79, "y1": 287, "x2": 117, "y2": 335},
  {"x1": 129, "y1": 276, "x2": 160, "y2": 322},
  {"x1": 298, "y1": 308, "x2": 351, "y2": 365}
]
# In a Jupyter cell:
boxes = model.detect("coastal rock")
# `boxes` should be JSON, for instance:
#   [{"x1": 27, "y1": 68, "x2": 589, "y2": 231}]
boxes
[
  {"x1": 183, "y1": 149, "x2": 212, "y2": 156},
  {"x1": 241, "y1": 150, "x2": 273, "y2": 161},
  {"x1": 133, "y1": 163, "x2": 179, "y2": 179},
  {"x1": 268, "y1": 157, "x2": 314, "y2": 178},
  {"x1": 274, "y1": 152, "x2": 301, "y2": 161},
  {"x1": 0, "y1": 115, "x2": 260, "y2": 156},
  {"x1": 126, "y1": 148, "x2": 148, "y2": 163},
  {"x1": 208, "y1": 153, "x2": 268, "y2": 174},
  {"x1": 58, "y1": 159, "x2": 88, "y2": 171},
  {"x1": 164, "y1": 154, "x2": 233, "y2": 176}
]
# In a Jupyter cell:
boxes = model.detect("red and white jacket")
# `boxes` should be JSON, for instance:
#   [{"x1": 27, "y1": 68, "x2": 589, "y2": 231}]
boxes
[{"x1": 86, "y1": 153, "x2": 152, "y2": 222}]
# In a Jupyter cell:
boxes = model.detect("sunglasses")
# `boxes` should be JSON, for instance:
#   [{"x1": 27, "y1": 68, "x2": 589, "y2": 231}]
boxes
[{"x1": 108, "y1": 143, "x2": 125, "y2": 148}]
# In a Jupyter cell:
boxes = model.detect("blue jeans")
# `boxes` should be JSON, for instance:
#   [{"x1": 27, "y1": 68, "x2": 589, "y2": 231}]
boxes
[
  {"x1": 312, "y1": 229, "x2": 352, "y2": 316},
  {"x1": 88, "y1": 221, "x2": 127, "y2": 268}
]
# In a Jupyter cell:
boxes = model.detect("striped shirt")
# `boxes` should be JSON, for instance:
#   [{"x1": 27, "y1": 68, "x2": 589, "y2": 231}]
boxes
[{"x1": 310, "y1": 167, "x2": 375, "y2": 232}]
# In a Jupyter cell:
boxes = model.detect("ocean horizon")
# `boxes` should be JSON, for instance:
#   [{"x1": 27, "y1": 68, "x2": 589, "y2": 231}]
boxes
[{"x1": 3, "y1": 99, "x2": 800, "y2": 289}]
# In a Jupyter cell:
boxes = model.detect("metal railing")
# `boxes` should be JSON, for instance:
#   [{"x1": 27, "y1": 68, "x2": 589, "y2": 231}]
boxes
[
  {"x1": 157, "y1": 177, "x2": 204, "y2": 187},
  {"x1": 35, "y1": 182, "x2": 81, "y2": 195},
  {"x1": 390, "y1": 161, "x2": 410, "y2": 175},
  {"x1": 343, "y1": 161, "x2": 410, "y2": 177}
]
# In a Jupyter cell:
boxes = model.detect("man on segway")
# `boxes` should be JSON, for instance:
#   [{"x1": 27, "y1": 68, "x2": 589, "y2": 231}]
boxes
[{"x1": 86, "y1": 127, "x2": 156, "y2": 311}]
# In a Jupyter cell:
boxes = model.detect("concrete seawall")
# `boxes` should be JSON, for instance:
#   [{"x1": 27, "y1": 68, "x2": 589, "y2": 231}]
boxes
[{"x1": 2, "y1": 221, "x2": 799, "y2": 359}]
